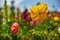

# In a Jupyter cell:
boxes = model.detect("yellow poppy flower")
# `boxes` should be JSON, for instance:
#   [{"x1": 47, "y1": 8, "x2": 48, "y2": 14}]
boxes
[{"x1": 30, "y1": 2, "x2": 48, "y2": 21}]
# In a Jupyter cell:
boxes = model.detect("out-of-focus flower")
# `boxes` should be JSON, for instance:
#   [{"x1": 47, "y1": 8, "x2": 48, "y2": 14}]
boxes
[
  {"x1": 47, "y1": 14, "x2": 52, "y2": 19},
  {"x1": 35, "y1": 20, "x2": 44, "y2": 25},
  {"x1": 40, "y1": 20, "x2": 44, "y2": 23},
  {"x1": 17, "y1": 7, "x2": 20, "y2": 12},
  {"x1": 51, "y1": 13, "x2": 59, "y2": 18},
  {"x1": 22, "y1": 18, "x2": 26, "y2": 22},
  {"x1": 15, "y1": 15, "x2": 20, "y2": 19},
  {"x1": 26, "y1": 12, "x2": 32, "y2": 21},
  {"x1": 30, "y1": 20, "x2": 35, "y2": 27},
  {"x1": 22, "y1": 8, "x2": 28, "y2": 21},
  {"x1": 30, "y1": 2, "x2": 48, "y2": 22},
  {"x1": 35, "y1": 21, "x2": 39, "y2": 25},
  {"x1": 53, "y1": 16, "x2": 60, "y2": 22},
  {"x1": 58, "y1": 27, "x2": 60, "y2": 33},
  {"x1": 15, "y1": 7, "x2": 20, "y2": 20},
  {"x1": 22, "y1": 9, "x2": 32, "y2": 22},
  {"x1": 11, "y1": 22, "x2": 19, "y2": 34}
]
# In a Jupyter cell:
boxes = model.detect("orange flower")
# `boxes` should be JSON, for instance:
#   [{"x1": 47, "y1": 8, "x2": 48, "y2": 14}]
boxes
[{"x1": 30, "y1": 3, "x2": 48, "y2": 21}]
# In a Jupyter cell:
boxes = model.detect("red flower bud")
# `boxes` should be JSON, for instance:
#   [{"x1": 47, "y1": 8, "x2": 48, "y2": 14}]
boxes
[{"x1": 11, "y1": 22, "x2": 19, "y2": 34}]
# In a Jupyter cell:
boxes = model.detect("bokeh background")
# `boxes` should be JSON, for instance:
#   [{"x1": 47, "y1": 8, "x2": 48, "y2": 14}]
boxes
[
  {"x1": 0, "y1": 0, "x2": 60, "y2": 12},
  {"x1": 0, "y1": 0, "x2": 60, "y2": 40}
]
